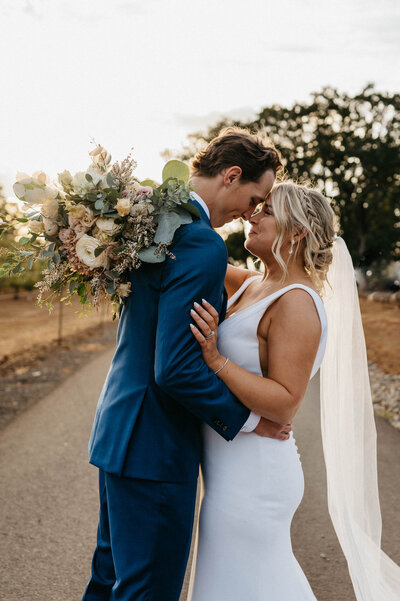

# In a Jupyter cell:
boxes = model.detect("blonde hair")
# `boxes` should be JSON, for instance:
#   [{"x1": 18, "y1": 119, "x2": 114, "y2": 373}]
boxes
[{"x1": 268, "y1": 181, "x2": 337, "y2": 294}]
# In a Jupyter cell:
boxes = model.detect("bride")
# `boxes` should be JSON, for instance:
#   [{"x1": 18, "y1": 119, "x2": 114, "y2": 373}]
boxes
[{"x1": 188, "y1": 181, "x2": 400, "y2": 600}]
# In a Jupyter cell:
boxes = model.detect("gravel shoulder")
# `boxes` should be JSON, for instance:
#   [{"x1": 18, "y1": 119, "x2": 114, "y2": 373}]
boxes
[{"x1": 0, "y1": 320, "x2": 117, "y2": 430}]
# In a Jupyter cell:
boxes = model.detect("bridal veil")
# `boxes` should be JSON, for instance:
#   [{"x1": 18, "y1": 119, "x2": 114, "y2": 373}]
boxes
[{"x1": 320, "y1": 236, "x2": 400, "y2": 600}]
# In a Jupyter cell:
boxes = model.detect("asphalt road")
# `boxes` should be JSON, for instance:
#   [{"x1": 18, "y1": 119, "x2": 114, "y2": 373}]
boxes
[{"x1": 0, "y1": 349, "x2": 399, "y2": 601}]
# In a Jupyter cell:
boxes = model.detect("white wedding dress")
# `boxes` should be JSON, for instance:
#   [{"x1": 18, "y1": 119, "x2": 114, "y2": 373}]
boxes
[{"x1": 189, "y1": 276, "x2": 328, "y2": 601}]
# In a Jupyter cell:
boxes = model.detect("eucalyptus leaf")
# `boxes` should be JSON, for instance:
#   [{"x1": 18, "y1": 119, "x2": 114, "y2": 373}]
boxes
[
  {"x1": 85, "y1": 173, "x2": 93, "y2": 182},
  {"x1": 174, "y1": 209, "x2": 193, "y2": 225},
  {"x1": 154, "y1": 211, "x2": 181, "y2": 244},
  {"x1": 95, "y1": 199, "x2": 104, "y2": 210},
  {"x1": 69, "y1": 280, "x2": 77, "y2": 294},
  {"x1": 18, "y1": 237, "x2": 30, "y2": 245},
  {"x1": 138, "y1": 246, "x2": 166, "y2": 263},
  {"x1": 106, "y1": 173, "x2": 115, "y2": 187},
  {"x1": 180, "y1": 202, "x2": 201, "y2": 219},
  {"x1": 94, "y1": 246, "x2": 106, "y2": 257},
  {"x1": 162, "y1": 160, "x2": 190, "y2": 184},
  {"x1": 140, "y1": 178, "x2": 159, "y2": 188},
  {"x1": 27, "y1": 258, "x2": 34, "y2": 270}
]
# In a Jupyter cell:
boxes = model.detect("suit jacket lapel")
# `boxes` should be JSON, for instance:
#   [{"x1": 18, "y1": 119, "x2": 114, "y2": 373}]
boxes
[
  {"x1": 189, "y1": 198, "x2": 229, "y2": 323},
  {"x1": 189, "y1": 198, "x2": 211, "y2": 226}
]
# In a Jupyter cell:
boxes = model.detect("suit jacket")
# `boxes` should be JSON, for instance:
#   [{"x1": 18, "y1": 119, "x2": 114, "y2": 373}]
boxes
[{"x1": 88, "y1": 200, "x2": 250, "y2": 482}]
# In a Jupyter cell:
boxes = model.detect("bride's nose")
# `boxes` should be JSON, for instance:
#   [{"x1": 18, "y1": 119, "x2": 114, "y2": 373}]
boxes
[{"x1": 249, "y1": 210, "x2": 261, "y2": 225}]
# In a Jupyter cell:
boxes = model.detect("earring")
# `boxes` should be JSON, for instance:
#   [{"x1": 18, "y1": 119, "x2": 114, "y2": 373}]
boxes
[{"x1": 288, "y1": 239, "x2": 295, "y2": 255}]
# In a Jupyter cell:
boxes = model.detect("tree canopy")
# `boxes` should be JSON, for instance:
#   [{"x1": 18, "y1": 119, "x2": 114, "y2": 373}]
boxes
[{"x1": 174, "y1": 85, "x2": 400, "y2": 268}]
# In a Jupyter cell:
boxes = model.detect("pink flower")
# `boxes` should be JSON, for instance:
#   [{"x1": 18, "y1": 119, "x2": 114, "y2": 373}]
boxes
[
  {"x1": 68, "y1": 215, "x2": 80, "y2": 228},
  {"x1": 59, "y1": 228, "x2": 74, "y2": 243},
  {"x1": 137, "y1": 186, "x2": 153, "y2": 198},
  {"x1": 73, "y1": 223, "x2": 90, "y2": 239}
]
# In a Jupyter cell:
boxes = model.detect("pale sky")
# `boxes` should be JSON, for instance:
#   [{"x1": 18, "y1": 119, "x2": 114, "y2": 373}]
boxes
[{"x1": 0, "y1": 0, "x2": 399, "y2": 200}]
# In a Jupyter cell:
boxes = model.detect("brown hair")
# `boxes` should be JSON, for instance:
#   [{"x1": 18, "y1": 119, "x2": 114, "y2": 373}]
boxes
[{"x1": 191, "y1": 127, "x2": 283, "y2": 182}]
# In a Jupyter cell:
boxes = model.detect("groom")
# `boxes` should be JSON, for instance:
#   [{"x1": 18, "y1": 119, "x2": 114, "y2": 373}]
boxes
[{"x1": 83, "y1": 128, "x2": 284, "y2": 601}]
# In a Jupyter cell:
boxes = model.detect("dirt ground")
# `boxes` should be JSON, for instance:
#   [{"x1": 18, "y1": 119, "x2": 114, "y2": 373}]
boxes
[
  {"x1": 0, "y1": 292, "x2": 118, "y2": 430},
  {"x1": 359, "y1": 297, "x2": 400, "y2": 374},
  {"x1": 0, "y1": 292, "x2": 113, "y2": 362}
]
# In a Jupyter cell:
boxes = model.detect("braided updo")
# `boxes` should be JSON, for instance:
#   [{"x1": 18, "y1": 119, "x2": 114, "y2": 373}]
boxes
[{"x1": 269, "y1": 181, "x2": 337, "y2": 294}]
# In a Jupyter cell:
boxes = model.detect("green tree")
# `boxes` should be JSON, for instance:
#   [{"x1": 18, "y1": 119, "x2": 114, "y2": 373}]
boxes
[
  {"x1": 174, "y1": 85, "x2": 400, "y2": 268},
  {"x1": 0, "y1": 188, "x2": 43, "y2": 293}
]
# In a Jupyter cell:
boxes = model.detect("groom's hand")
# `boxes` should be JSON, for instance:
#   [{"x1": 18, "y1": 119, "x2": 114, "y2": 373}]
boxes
[{"x1": 253, "y1": 417, "x2": 292, "y2": 440}]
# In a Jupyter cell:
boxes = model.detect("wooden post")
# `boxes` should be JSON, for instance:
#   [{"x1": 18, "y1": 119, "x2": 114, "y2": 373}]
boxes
[{"x1": 57, "y1": 298, "x2": 63, "y2": 346}]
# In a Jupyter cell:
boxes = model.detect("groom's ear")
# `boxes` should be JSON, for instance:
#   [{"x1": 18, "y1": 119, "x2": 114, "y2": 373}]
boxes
[{"x1": 222, "y1": 166, "x2": 242, "y2": 187}]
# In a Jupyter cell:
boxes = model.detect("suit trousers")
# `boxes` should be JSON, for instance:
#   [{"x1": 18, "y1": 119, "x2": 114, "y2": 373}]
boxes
[{"x1": 82, "y1": 469, "x2": 198, "y2": 601}]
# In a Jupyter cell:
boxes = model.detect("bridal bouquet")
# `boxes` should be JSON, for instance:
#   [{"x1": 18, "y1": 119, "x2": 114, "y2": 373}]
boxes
[{"x1": 0, "y1": 145, "x2": 198, "y2": 316}]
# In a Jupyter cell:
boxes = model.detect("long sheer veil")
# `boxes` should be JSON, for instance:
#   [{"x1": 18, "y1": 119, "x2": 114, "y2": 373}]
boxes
[{"x1": 320, "y1": 236, "x2": 400, "y2": 600}]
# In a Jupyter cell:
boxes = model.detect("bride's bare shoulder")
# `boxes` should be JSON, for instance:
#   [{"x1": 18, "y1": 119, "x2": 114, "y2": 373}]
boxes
[{"x1": 271, "y1": 287, "x2": 322, "y2": 333}]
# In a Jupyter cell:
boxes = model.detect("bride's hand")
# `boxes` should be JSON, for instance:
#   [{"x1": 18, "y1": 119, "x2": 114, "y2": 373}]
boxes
[{"x1": 190, "y1": 299, "x2": 223, "y2": 372}]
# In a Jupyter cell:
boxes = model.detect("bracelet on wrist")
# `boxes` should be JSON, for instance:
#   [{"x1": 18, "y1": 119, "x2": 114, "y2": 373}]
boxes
[{"x1": 214, "y1": 357, "x2": 229, "y2": 375}]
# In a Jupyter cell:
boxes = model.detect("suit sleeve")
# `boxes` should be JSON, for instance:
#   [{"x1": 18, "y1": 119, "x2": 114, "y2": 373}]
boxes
[{"x1": 154, "y1": 224, "x2": 250, "y2": 441}]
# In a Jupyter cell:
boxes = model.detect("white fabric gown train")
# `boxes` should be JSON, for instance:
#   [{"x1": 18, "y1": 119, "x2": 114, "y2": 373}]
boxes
[{"x1": 188, "y1": 276, "x2": 328, "y2": 601}]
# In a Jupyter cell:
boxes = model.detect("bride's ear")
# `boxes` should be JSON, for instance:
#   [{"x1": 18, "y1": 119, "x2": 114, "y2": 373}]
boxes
[{"x1": 294, "y1": 228, "x2": 308, "y2": 243}]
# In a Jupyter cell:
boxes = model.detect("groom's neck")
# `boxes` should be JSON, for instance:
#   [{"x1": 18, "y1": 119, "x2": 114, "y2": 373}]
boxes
[{"x1": 189, "y1": 175, "x2": 220, "y2": 213}]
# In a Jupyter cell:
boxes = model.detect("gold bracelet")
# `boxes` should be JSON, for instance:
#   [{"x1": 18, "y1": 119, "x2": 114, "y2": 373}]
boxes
[{"x1": 214, "y1": 357, "x2": 229, "y2": 375}]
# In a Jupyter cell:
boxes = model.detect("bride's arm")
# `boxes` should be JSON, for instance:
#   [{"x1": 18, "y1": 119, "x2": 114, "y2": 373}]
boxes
[
  {"x1": 225, "y1": 264, "x2": 260, "y2": 298},
  {"x1": 190, "y1": 292, "x2": 321, "y2": 425}
]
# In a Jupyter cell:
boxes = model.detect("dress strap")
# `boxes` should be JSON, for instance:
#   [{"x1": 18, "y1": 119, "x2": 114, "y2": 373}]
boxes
[{"x1": 227, "y1": 275, "x2": 262, "y2": 308}]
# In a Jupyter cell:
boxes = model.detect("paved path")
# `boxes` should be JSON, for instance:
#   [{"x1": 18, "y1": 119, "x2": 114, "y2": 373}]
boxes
[{"x1": 0, "y1": 349, "x2": 399, "y2": 601}]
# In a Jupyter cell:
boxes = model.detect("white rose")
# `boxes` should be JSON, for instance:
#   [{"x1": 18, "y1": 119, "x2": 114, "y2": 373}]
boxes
[
  {"x1": 68, "y1": 204, "x2": 86, "y2": 219},
  {"x1": 81, "y1": 206, "x2": 96, "y2": 228},
  {"x1": 96, "y1": 217, "x2": 121, "y2": 235},
  {"x1": 75, "y1": 234, "x2": 109, "y2": 269},
  {"x1": 117, "y1": 282, "x2": 131, "y2": 298},
  {"x1": 115, "y1": 197, "x2": 131, "y2": 217},
  {"x1": 29, "y1": 220, "x2": 45, "y2": 234},
  {"x1": 24, "y1": 187, "x2": 47, "y2": 205},
  {"x1": 13, "y1": 182, "x2": 26, "y2": 200},
  {"x1": 43, "y1": 185, "x2": 58, "y2": 200},
  {"x1": 85, "y1": 166, "x2": 109, "y2": 188},
  {"x1": 71, "y1": 171, "x2": 92, "y2": 195},
  {"x1": 16, "y1": 172, "x2": 31, "y2": 182},
  {"x1": 43, "y1": 217, "x2": 59, "y2": 236},
  {"x1": 41, "y1": 198, "x2": 59, "y2": 219},
  {"x1": 58, "y1": 170, "x2": 73, "y2": 190},
  {"x1": 32, "y1": 171, "x2": 49, "y2": 185}
]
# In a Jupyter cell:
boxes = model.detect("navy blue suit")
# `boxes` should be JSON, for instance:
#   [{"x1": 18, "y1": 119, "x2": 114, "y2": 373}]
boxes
[{"x1": 83, "y1": 201, "x2": 250, "y2": 600}]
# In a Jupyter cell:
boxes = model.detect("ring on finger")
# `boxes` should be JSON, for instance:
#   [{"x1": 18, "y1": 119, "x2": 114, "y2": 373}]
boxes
[{"x1": 205, "y1": 331, "x2": 215, "y2": 340}]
